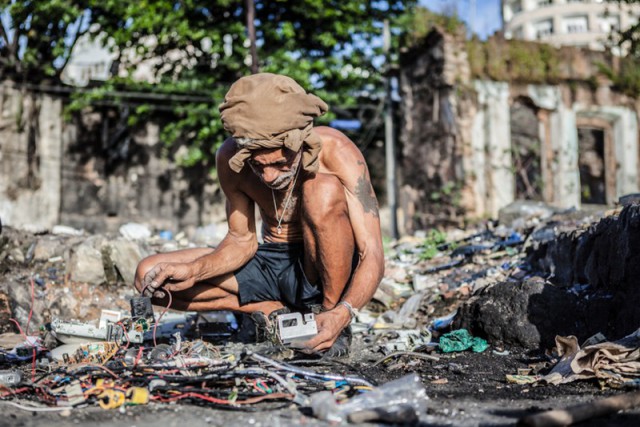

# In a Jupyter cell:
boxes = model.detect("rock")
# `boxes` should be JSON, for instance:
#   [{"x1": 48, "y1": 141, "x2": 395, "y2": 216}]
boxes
[
  {"x1": 455, "y1": 278, "x2": 588, "y2": 350},
  {"x1": 619, "y1": 193, "x2": 640, "y2": 207},
  {"x1": 498, "y1": 200, "x2": 556, "y2": 228},
  {"x1": 0, "y1": 291, "x2": 13, "y2": 334},
  {"x1": 7, "y1": 247, "x2": 24, "y2": 263},
  {"x1": 52, "y1": 225, "x2": 84, "y2": 236},
  {"x1": 19, "y1": 224, "x2": 48, "y2": 234},
  {"x1": 103, "y1": 238, "x2": 147, "y2": 285},
  {"x1": 66, "y1": 238, "x2": 106, "y2": 284},
  {"x1": 32, "y1": 237, "x2": 65, "y2": 261},
  {"x1": 119, "y1": 222, "x2": 152, "y2": 241},
  {"x1": 5, "y1": 278, "x2": 47, "y2": 329},
  {"x1": 412, "y1": 274, "x2": 438, "y2": 292},
  {"x1": 193, "y1": 223, "x2": 227, "y2": 246}
]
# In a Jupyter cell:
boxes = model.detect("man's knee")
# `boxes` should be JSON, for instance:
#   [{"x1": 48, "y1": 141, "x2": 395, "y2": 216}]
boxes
[{"x1": 302, "y1": 174, "x2": 348, "y2": 225}]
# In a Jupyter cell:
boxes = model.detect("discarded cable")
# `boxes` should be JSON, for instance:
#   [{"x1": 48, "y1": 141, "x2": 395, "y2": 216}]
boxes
[{"x1": 249, "y1": 352, "x2": 374, "y2": 387}]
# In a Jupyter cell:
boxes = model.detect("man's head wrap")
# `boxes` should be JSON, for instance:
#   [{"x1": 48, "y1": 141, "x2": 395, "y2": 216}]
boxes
[{"x1": 219, "y1": 73, "x2": 328, "y2": 173}]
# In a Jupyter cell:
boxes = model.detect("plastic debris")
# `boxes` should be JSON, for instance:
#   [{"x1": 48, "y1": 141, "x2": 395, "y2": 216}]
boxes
[
  {"x1": 438, "y1": 329, "x2": 489, "y2": 353},
  {"x1": 431, "y1": 310, "x2": 457, "y2": 331},
  {"x1": 311, "y1": 373, "x2": 427, "y2": 423},
  {"x1": 542, "y1": 329, "x2": 640, "y2": 387},
  {"x1": 119, "y1": 222, "x2": 152, "y2": 240}
]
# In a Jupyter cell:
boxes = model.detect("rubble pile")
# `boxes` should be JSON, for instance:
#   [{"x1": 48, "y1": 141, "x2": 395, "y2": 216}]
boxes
[
  {"x1": 1, "y1": 200, "x2": 640, "y2": 424},
  {"x1": 0, "y1": 293, "x2": 428, "y2": 423},
  {"x1": 457, "y1": 202, "x2": 640, "y2": 349}
]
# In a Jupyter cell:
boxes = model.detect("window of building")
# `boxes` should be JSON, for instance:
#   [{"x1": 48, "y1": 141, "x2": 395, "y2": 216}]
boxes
[
  {"x1": 513, "y1": 26, "x2": 524, "y2": 39},
  {"x1": 567, "y1": 0, "x2": 586, "y2": 3},
  {"x1": 511, "y1": 1, "x2": 522, "y2": 14},
  {"x1": 563, "y1": 15, "x2": 589, "y2": 33},
  {"x1": 537, "y1": 0, "x2": 553, "y2": 6},
  {"x1": 535, "y1": 19, "x2": 554, "y2": 39},
  {"x1": 598, "y1": 14, "x2": 620, "y2": 33}
]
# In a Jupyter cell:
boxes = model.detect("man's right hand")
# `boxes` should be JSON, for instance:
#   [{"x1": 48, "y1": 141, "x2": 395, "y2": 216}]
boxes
[{"x1": 141, "y1": 262, "x2": 197, "y2": 298}]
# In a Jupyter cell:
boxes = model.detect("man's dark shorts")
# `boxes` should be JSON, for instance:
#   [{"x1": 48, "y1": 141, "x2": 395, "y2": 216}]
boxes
[{"x1": 234, "y1": 242, "x2": 323, "y2": 309}]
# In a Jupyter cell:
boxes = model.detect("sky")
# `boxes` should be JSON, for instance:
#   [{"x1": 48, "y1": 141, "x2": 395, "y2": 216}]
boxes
[{"x1": 419, "y1": 0, "x2": 503, "y2": 39}]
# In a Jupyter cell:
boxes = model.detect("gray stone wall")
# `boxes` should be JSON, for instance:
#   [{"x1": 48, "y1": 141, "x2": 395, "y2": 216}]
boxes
[
  {"x1": 0, "y1": 83, "x2": 226, "y2": 234},
  {"x1": 0, "y1": 84, "x2": 63, "y2": 230}
]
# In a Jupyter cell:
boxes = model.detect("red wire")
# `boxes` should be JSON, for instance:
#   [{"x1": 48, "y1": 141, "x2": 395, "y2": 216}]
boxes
[
  {"x1": 133, "y1": 346, "x2": 144, "y2": 367},
  {"x1": 153, "y1": 290, "x2": 172, "y2": 347},
  {"x1": 151, "y1": 392, "x2": 292, "y2": 405},
  {"x1": 116, "y1": 322, "x2": 130, "y2": 349}
]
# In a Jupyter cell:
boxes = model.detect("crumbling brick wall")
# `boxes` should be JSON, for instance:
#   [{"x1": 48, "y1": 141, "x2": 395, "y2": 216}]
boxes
[{"x1": 399, "y1": 30, "x2": 640, "y2": 233}]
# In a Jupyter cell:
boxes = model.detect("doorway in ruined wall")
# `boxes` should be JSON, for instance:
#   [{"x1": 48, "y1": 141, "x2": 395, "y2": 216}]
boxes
[
  {"x1": 577, "y1": 127, "x2": 607, "y2": 205},
  {"x1": 575, "y1": 115, "x2": 616, "y2": 206},
  {"x1": 510, "y1": 98, "x2": 544, "y2": 201}
]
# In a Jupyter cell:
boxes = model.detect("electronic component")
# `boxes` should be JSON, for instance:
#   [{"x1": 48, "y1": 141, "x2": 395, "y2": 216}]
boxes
[
  {"x1": 277, "y1": 312, "x2": 318, "y2": 344},
  {"x1": 130, "y1": 297, "x2": 155, "y2": 321},
  {"x1": 0, "y1": 370, "x2": 23, "y2": 387}
]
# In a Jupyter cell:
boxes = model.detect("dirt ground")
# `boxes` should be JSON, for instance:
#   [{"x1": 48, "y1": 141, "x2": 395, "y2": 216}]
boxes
[
  {"x1": 3, "y1": 213, "x2": 640, "y2": 426},
  {"x1": 3, "y1": 341, "x2": 640, "y2": 427}
]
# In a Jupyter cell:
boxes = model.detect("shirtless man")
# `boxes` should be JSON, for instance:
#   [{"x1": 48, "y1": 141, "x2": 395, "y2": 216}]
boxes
[{"x1": 133, "y1": 73, "x2": 383, "y2": 355}]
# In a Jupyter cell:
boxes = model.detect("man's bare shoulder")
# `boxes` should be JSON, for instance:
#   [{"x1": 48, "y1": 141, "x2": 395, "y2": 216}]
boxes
[
  {"x1": 216, "y1": 137, "x2": 237, "y2": 165},
  {"x1": 315, "y1": 126, "x2": 363, "y2": 171},
  {"x1": 215, "y1": 137, "x2": 245, "y2": 190}
]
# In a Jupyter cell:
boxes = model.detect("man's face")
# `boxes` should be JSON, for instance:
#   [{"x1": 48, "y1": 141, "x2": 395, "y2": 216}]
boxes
[{"x1": 248, "y1": 147, "x2": 301, "y2": 190}]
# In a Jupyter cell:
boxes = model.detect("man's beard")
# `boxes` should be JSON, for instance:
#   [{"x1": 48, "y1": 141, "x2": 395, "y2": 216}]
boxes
[{"x1": 257, "y1": 152, "x2": 302, "y2": 191}]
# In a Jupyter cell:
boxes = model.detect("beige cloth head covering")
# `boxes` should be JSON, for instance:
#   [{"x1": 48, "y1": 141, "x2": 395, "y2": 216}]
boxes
[{"x1": 219, "y1": 73, "x2": 328, "y2": 173}]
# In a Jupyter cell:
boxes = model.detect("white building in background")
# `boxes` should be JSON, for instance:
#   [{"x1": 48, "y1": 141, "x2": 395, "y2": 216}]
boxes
[
  {"x1": 502, "y1": 0, "x2": 640, "y2": 51},
  {"x1": 61, "y1": 34, "x2": 114, "y2": 87},
  {"x1": 61, "y1": 32, "x2": 210, "y2": 86}
]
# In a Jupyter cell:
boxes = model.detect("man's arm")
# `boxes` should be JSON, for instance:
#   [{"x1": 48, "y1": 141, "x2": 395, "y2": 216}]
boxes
[
  {"x1": 141, "y1": 139, "x2": 259, "y2": 295},
  {"x1": 188, "y1": 142, "x2": 259, "y2": 282},
  {"x1": 304, "y1": 131, "x2": 384, "y2": 351}
]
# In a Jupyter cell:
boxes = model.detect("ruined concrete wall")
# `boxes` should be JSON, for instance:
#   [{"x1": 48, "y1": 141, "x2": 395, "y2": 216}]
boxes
[
  {"x1": 400, "y1": 31, "x2": 640, "y2": 231},
  {"x1": 0, "y1": 83, "x2": 63, "y2": 229},
  {"x1": 0, "y1": 83, "x2": 226, "y2": 233},
  {"x1": 398, "y1": 30, "x2": 470, "y2": 230}
]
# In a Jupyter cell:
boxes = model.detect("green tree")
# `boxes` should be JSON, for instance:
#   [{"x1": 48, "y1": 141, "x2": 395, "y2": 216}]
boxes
[
  {"x1": 0, "y1": 0, "x2": 90, "y2": 81},
  {"x1": 1, "y1": 1, "x2": 418, "y2": 170},
  {"x1": 84, "y1": 0, "x2": 417, "y2": 170},
  {"x1": 608, "y1": 0, "x2": 640, "y2": 58}
]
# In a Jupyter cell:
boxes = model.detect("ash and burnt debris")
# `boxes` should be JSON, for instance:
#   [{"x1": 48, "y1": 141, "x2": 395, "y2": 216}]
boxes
[
  {"x1": 0, "y1": 200, "x2": 640, "y2": 422},
  {"x1": 456, "y1": 201, "x2": 640, "y2": 351}
]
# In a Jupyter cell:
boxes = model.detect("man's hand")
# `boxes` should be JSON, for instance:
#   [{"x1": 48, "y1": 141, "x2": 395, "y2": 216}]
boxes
[
  {"x1": 300, "y1": 305, "x2": 351, "y2": 352},
  {"x1": 141, "y1": 262, "x2": 197, "y2": 298}
]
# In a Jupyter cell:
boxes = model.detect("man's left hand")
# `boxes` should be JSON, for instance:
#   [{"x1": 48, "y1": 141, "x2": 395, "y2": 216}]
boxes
[{"x1": 300, "y1": 306, "x2": 351, "y2": 352}]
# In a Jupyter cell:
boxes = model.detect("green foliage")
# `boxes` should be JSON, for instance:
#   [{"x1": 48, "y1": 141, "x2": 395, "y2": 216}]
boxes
[
  {"x1": 466, "y1": 36, "x2": 563, "y2": 84},
  {"x1": 418, "y1": 228, "x2": 447, "y2": 261},
  {"x1": 597, "y1": 56, "x2": 640, "y2": 97},
  {"x1": 607, "y1": 1, "x2": 640, "y2": 59},
  {"x1": 400, "y1": 6, "x2": 466, "y2": 47},
  {"x1": 0, "y1": 0, "x2": 91, "y2": 81},
  {"x1": 591, "y1": 1, "x2": 640, "y2": 98},
  {"x1": 3, "y1": 1, "x2": 420, "y2": 171}
]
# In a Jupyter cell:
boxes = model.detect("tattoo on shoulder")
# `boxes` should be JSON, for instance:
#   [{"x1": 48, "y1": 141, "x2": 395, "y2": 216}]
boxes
[{"x1": 355, "y1": 161, "x2": 379, "y2": 217}]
